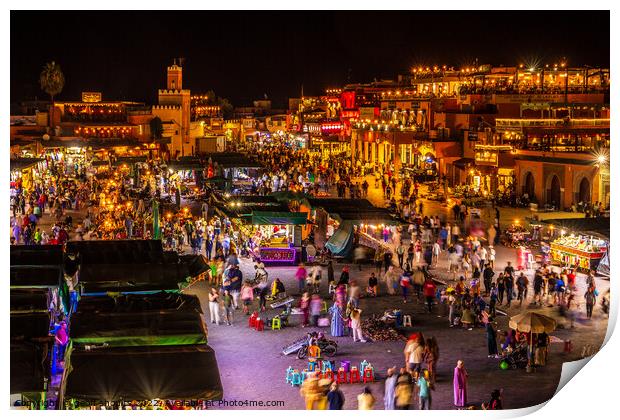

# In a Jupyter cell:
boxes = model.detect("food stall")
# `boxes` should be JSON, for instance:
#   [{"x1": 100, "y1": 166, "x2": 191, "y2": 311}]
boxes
[
  {"x1": 215, "y1": 195, "x2": 308, "y2": 264},
  {"x1": 550, "y1": 235, "x2": 607, "y2": 271},
  {"x1": 541, "y1": 218, "x2": 610, "y2": 272},
  {"x1": 503, "y1": 223, "x2": 531, "y2": 247},
  {"x1": 246, "y1": 211, "x2": 308, "y2": 264}
]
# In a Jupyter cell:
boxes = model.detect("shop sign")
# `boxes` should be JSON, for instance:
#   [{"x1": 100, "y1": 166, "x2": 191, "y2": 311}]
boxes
[
  {"x1": 467, "y1": 131, "x2": 479, "y2": 141},
  {"x1": 475, "y1": 151, "x2": 498, "y2": 166},
  {"x1": 260, "y1": 247, "x2": 296, "y2": 263},
  {"x1": 82, "y1": 91, "x2": 102, "y2": 102}
]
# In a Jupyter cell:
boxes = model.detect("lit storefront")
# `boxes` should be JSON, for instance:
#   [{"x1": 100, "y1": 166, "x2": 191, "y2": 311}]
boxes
[{"x1": 472, "y1": 145, "x2": 516, "y2": 194}]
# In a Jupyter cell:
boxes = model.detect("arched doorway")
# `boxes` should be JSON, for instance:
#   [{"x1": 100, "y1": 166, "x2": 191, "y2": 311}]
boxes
[
  {"x1": 547, "y1": 175, "x2": 561, "y2": 208},
  {"x1": 523, "y1": 172, "x2": 535, "y2": 199},
  {"x1": 578, "y1": 177, "x2": 591, "y2": 203}
]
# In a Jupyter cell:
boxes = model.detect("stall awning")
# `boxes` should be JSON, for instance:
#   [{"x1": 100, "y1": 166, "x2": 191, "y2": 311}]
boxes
[
  {"x1": 10, "y1": 289, "x2": 50, "y2": 314},
  {"x1": 77, "y1": 264, "x2": 186, "y2": 294},
  {"x1": 10, "y1": 266, "x2": 63, "y2": 288},
  {"x1": 166, "y1": 161, "x2": 204, "y2": 171},
  {"x1": 64, "y1": 344, "x2": 223, "y2": 402},
  {"x1": 11, "y1": 341, "x2": 50, "y2": 394},
  {"x1": 70, "y1": 310, "x2": 207, "y2": 347},
  {"x1": 251, "y1": 211, "x2": 309, "y2": 225},
  {"x1": 11, "y1": 312, "x2": 51, "y2": 340},
  {"x1": 112, "y1": 156, "x2": 148, "y2": 166},
  {"x1": 11, "y1": 245, "x2": 64, "y2": 288},
  {"x1": 65, "y1": 240, "x2": 198, "y2": 294},
  {"x1": 10, "y1": 158, "x2": 44, "y2": 171},
  {"x1": 539, "y1": 217, "x2": 610, "y2": 240},
  {"x1": 452, "y1": 157, "x2": 475, "y2": 169}
]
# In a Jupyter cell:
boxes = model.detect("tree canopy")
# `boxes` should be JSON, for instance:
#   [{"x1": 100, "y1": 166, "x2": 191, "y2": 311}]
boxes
[{"x1": 40, "y1": 61, "x2": 65, "y2": 100}]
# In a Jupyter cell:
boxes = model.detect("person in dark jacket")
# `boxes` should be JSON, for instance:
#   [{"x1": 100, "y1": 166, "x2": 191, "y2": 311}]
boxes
[
  {"x1": 327, "y1": 382, "x2": 345, "y2": 409},
  {"x1": 483, "y1": 264, "x2": 495, "y2": 295}
]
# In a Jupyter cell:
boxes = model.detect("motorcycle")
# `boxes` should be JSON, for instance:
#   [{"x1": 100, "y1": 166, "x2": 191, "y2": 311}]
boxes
[{"x1": 294, "y1": 332, "x2": 338, "y2": 359}]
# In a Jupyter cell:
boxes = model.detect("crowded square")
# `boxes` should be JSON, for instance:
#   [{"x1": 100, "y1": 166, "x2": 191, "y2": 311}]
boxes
[{"x1": 9, "y1": 9, "x2": 610, "y2": 411}]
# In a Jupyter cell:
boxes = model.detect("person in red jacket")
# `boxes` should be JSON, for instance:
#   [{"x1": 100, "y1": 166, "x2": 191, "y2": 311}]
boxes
[{"x1": 423, "y1": 279, "x2": 437, "y2": 313}]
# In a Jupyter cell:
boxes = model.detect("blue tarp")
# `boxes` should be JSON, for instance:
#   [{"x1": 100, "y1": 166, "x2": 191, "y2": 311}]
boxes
[{"x1": 325, "y1": 221, "x2": 354, "y2": 257}]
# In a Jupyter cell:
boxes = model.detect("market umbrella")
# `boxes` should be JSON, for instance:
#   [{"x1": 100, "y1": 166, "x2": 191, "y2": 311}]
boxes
[
  {"x1": 508, "y1": 311, "x2": 556, "y2": 333},
  {"x1": 509, "y1": 311, "x2": 556, "y2": 368}
]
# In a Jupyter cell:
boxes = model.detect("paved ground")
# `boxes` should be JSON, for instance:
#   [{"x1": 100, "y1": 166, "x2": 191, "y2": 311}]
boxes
[
  {"x1": 186, "y1": 246, "x2": 608, "y2": 410},
  {"x1": 13, "y1": 179, "x2": 606, "y2": 410}
]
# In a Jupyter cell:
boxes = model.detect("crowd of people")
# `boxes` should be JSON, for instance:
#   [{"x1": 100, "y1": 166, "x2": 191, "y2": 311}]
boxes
[{"x1": 9, "y1": 140, "x2": 607, "y2": 411}]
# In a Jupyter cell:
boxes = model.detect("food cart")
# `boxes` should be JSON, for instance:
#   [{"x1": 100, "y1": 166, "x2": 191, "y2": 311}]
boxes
[
  {"x1": 550, "y1": 235, "x2": 607, "y2": 271},
  {"x1": 503, "y1": 223, "x2": 531, "y2": 247},
  {"x1": 541, "y1": 218, "x2": 610, "y2": 272}
]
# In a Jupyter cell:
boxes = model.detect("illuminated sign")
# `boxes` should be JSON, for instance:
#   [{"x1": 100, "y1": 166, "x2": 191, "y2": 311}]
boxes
[
  {"x1": 260, "y1": 247, "x2": 296, "y2": 263},
  {"x1": 82, "y1": 92, "x2": 102, "y2": 103},
  {"x1": 475, "y1": 150, "x2": 498, "y2": 166}
]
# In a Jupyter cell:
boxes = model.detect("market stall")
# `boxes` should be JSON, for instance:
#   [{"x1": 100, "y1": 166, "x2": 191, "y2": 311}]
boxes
[
  {"x1": 502, "y1": 223, "x2": 531, "y2": 247},
  {"x1": 247, "y1": 211, "x2": 309, "y2": 264},
  {"x1": 541, "y1": 218, "x2": 609, "y2": 272},
  {"x1": 550, "y1": 235, "x2": 607, "y2": 271},
  {"x1": 10, "y1": 158, "x2": 47, "y2": 194},
  {"x1": 214, "y1": 195, "x2": 308, "y2": 264}
]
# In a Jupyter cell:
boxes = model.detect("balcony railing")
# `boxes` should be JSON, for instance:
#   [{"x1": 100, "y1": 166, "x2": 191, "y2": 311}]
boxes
[{"x1": 496, "y1": 118, "x2": 610, "y2": 130}]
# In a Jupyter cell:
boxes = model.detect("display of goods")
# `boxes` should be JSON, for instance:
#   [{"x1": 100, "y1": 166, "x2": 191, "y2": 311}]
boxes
[{"x1": 361, "y1": 317, "x2": 405, "y2": 341}]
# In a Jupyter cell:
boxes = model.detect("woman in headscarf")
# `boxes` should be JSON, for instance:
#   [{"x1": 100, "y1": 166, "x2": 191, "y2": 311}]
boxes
[
  {"x1": 383, "y1": 367, "x2": 398, "y2": 410},
  {"x1": 328, "y1": 302, "x2": 345, "y2": 337}
]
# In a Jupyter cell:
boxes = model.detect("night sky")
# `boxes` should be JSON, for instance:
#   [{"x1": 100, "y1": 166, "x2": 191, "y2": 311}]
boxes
[{"x1": 11, "y1": 10, "x2": 610, "y2": 108}]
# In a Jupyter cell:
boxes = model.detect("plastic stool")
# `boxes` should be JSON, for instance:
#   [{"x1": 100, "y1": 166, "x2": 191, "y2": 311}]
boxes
[
  {"x1": 322, "y1": 360, "x2": 333, "y2": 372},
  {"x1": 285, "y1": 366, "x2": 294, "y2": 384},
  {"x1": 349, "y1": 367, "x2": 361, "y2": 383},
  {"x1": 308, "y1": 360, "x2": 319, "y2": 372},
  {"x1": 255, "y1": 318, "x2": 264, "y2": 331},
  {"x1": 291, "y1": 371, "x2": 302, "y2": 387},
  {"x1": 249, "y1": 312, "x2": 258, "y2": 328},
  {"x1": 360, "y1": 360, "x2": 369, "y2": 374},
  {"x1": 564, "y1": 339, "x2": 573, "y2": 353},
  {"x1": 336, "y1": 368, "x2": 347, "y2": 384},
  {"x1": 301, "y1": 369, "x2": 310, "y2": 382},
  {"x1": 271, "y1": 317, "x2": 281, "y2": 330},
  {"x1": 403, "y1": 315, "x2": 412, "y2": 327},
  {"x1": 323, "y1": 369, "x2": 334, "y2": 382},
  {"x1": 341, "y1": 360, "x2": 351, "y2": 372},
  {"x1": 363, "y1": 366, "x2": 375, "y2": 383}
]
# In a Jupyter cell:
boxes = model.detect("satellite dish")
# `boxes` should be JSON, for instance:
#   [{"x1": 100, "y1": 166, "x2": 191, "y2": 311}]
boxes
[{"x1": 42, "y1": 134, "x2": 50, "y2": 141}]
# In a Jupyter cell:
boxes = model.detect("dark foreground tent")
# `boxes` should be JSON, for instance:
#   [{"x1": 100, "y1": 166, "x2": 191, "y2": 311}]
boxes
[
  {"x1": 65, "y1": 240, "x2": 208, "y2": 294},
  {"x1": 11, "y1": 341, "x2": 52, "y2": 395},
  {"x1": 71, "y1": 294, "x2": 207, "y2": 347},
  {"x1": 11, "y1": 313, "x2": 51, "y2": 341},
  {"x1": 10, "y1": 289, "x2": 50, "y2": 314},
  {"x1": 73, "y1": 292, "x2": 202, "y2": 314},
  {"x1": 10, "y1": 245, "x2": 64, "y2": 288},
  {"x1": 63, "y1": 344, "x2": 223, "y2": 402}
]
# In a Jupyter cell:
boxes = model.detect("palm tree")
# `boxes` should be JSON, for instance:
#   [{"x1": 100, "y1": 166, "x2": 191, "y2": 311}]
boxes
[{"x1": 39, "y1": 61, "x2": 65, "y2": 132}]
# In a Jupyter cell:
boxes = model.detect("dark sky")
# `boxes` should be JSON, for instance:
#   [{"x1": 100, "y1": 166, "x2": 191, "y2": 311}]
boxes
[{"x1": 11, "y1": 10, "x2": 609, "y2": 108}]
